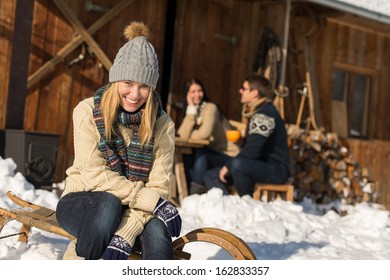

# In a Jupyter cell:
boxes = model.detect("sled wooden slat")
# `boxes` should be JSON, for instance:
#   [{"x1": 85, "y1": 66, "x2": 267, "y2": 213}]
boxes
[
  {"x1": 0, "y1": 206, "x2": 75, "y2": 240},
  {"x1": 18, "y1": 224, "x2": 30, "y2": 242},
  {"x1": 173, "y1": 249, "x2": 192, "y2": 260},
  {"x1": 14, "y1": 208, "x2": 56, "y2": 222},
  {"x1": 0, "y1": 191, "x2": 256, "y2": 260},
  {"x1": 6, "y1": 191, "x2": 41, "y2": 210},
  {"x1": 0, "y1": 215, "x2": 8, "y2": 232}
]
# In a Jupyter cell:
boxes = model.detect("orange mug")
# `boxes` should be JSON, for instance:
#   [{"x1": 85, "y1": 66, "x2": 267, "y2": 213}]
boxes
[{"x1": 226, "y1": 130, "x2": 240, "y2": 143}]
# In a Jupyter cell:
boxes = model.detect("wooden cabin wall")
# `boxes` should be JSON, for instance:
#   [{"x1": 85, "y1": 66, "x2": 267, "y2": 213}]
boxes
[
  {"x1": 283, "y1": 5, "x2": 390, "y2": 208},
  {"x1": 0, "y1": 0, "x2": 16, "y2": 129},
  {"x1": 169, "y1": 0, "x2": 240, "y2": 124},
  {"x1": 1, "y1": 0, "x2": 168, "y2": 182},
  {"x1": 2, "y1": 0, "x2": 287, "y2": 184},
  {"x1": 346, "y1": 139, "x2": 390, "y2": 209},
  {"x1": 283, "y1": 5, "x2": 390, "y2": 136},
  {"x1": 169, "y1": 0, "x2": 287, "y2": 125},
  {"x1": 311, "y1": 15, "x2": 390, "y2": 140},
  {"x1": 317, "y1": 16, "x2": 390, "y2": 209},
  {"x1": 2, "y1": 0, "x2": 390, "y2": 209}
]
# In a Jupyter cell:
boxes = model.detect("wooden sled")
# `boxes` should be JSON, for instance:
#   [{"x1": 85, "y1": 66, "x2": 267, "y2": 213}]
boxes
[{"x1": 0, "y1": 191, "x2": 256, "y2": 260}]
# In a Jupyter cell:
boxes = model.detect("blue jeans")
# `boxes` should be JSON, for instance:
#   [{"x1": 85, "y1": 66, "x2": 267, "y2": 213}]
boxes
[
  {"x1": 190, "y1": 147, "x2": 230, "y2": 185},
  {"x1": 56, "y1": 191, "x2": 173, "y2": 260},
  {"x1": 204, "y1": 156, "x2": 290, "y2": 196}
]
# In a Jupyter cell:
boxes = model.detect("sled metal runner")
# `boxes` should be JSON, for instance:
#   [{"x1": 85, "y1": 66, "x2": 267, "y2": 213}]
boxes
[{"x1": 0, "y1": 191, "x2": 256, "y2": 260}]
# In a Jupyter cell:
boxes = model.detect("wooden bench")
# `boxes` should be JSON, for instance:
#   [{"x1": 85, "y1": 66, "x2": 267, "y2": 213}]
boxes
[
  {"x1": 0, "y1": 191, "x2": 256, "y2": 260},
  {"x1": 253, "y1": 183, "x2": 294, "y2": 202}
]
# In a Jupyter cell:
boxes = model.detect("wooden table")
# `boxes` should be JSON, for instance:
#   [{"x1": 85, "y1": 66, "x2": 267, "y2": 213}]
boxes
[{"x1": 171, "y1": 137, "x2": 210, "y2": 206}]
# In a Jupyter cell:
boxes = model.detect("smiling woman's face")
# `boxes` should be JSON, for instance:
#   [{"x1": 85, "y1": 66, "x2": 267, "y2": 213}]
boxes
[
  {"x1": 118, "y1": 81, "x2": 150, "y2": 112},
  {"x1": 187, "y1": 83, "x2": 204, "y2": 105}
]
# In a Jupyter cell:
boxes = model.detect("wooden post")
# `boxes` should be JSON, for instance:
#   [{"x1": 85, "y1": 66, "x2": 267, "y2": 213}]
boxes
[
  {"x1": 279, "y1": 0, "x2": 291, "y2": 87},
  {"x1": 6, "y1": 0, "x2": 35, "y2": 129},
  {"x1": 273, "y1": 0, "x2": 291, "y2": 120}
]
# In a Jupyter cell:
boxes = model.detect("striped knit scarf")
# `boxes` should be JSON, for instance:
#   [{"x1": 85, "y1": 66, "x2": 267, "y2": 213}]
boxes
[{"x1": 93, "y1": 84, "x2": 162, "y2": 182}]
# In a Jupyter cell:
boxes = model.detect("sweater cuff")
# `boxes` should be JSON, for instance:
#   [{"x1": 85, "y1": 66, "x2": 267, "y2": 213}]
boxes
[
  {"x1": 186, "y1": 105, "x2": 197, "y2": 115},
  {"x1": 115, "y1": 213, "x2": 144, "y2": 247},
  {"x1": 131, "y1": 188, "x2": 161, "y2": 212}
]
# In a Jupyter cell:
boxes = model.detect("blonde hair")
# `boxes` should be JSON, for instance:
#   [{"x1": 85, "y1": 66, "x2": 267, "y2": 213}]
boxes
[{"x1": 101, "y1": 83, "x2": 158, "y2": 145}]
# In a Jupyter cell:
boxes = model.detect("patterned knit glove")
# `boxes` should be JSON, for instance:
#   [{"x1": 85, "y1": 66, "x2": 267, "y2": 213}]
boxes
[
  {"x1": 101, "y1": 235, "x2": 132, "y2": 260},
  {"x1": 153, "y1": 198, "x2": 182, "y2": 237}
]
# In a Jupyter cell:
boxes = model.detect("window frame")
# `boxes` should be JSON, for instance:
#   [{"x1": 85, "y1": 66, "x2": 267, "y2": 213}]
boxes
[{"x1": 332, "y1": 62, "x2": 374, "y2": 139}]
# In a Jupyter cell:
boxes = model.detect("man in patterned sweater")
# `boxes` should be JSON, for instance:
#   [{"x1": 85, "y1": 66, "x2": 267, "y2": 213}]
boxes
[{"x1": 204, "y1": 74, "x2": 290, "y2": 197}]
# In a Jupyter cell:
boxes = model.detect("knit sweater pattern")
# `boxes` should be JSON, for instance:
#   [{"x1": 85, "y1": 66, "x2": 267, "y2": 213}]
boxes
[
  {"x1": 62, "y1": 97, "x2": 175, "y2": 246},
  {"x1": 226, "y1": 102, "x2": 290, "y2": 174}
]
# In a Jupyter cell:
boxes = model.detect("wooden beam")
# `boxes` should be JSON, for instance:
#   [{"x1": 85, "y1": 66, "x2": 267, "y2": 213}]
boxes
[
  {"x1": 303, "y1": 36, "x2": 322, "y2": 128},
  {"x1": 327, "y1": 16, "x2": 390, "y2": 38},
  {"x1": 27, "y1": 0, "x2": 134, "y2": 89},
  {"x1": 6, "y1": 0, "x2": 35, "y2": 129},
  {"x1": 52, "y1": 0, "x2": 112, "y2": 70},
  {"x1": 334, "y1": 61, "x2": 376, "y2": 77}
]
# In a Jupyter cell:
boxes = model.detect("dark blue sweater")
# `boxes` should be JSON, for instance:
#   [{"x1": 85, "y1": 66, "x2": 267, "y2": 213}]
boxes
[{"x1": 226, "y1": 101, "x2": 290, "y2": 174}]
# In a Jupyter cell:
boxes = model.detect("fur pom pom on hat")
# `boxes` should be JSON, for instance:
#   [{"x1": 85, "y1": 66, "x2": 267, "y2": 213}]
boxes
[{"x1": 109, "y1": 22, "x2": 159, "y2": 89}]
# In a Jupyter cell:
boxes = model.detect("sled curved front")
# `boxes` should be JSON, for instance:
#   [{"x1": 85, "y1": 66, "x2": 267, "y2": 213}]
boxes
[{"x1": 172, "y1": 227, "x2": 256, "y2": 260}]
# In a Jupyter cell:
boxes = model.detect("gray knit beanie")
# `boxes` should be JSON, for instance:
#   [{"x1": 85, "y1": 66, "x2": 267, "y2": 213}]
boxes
[{"x1": 109, "y1": 22, "x2": 159, "y2": 89}]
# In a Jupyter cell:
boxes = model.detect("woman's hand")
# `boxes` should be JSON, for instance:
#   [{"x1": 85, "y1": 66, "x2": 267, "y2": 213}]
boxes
[
  {"x1": 153, "y1": 198, "x2": 182, "y2": 237},
  {"x1": 186, "y1": 94, "x2": 194, "y2": 106},
  {"x1": 185, "y1": 94, "x2": 198, "y2": 115}
]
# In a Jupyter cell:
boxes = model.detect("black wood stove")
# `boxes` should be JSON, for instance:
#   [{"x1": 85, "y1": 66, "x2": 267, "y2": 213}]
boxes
[{"x1": 0, "y1": 130, "x2": 59, "y2": 188}]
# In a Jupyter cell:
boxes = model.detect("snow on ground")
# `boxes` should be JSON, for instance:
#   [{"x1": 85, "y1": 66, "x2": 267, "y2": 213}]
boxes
[{"x1": 1, "y1": 156, "x2": 390, "y2": 261}]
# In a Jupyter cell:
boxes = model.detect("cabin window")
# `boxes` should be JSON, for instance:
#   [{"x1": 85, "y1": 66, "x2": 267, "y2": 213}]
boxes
[{"x1": 332, "y1": 70, "x2": 371, "y2": 138}]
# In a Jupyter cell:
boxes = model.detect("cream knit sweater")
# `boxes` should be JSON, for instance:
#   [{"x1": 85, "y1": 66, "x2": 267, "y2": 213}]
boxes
[
  {"x1": 177, "y1": 102, "x2": 239, "y2": 157},
  {"x1": 61, "y1": 97, "x2": 175, "y2": 248}
]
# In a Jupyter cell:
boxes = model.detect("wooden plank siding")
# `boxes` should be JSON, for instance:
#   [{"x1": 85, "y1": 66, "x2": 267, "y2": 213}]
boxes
[
  {"x1": 25, "y1": 0, "x2": 49, "y2": 132},
  {"x1": 1, "y1": 0, "x2": 390, "y2": 209},
  {"x1": 347, "y1": 139, "x2": 390, "y2": 209},
  {"x1": 310, "y1": 16, "x2": 390, "y2": 140},
  {"x1": 0, "y1": 0, "x2": 16, "y2": 129},
  {"x1": 169, "y1": 0, "x2": 287, "y2": 124},
  {"x1": 1, "y1": 0, "x2": 168, "y2": 181},
  {"x1": 287, "y1": 11, "x2": 390, "y2": 208}
]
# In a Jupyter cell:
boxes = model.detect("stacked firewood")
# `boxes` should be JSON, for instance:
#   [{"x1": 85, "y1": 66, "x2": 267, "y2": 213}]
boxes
[{"x1": 286, "y1": 124, "x2": 379, "y2": 206}]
